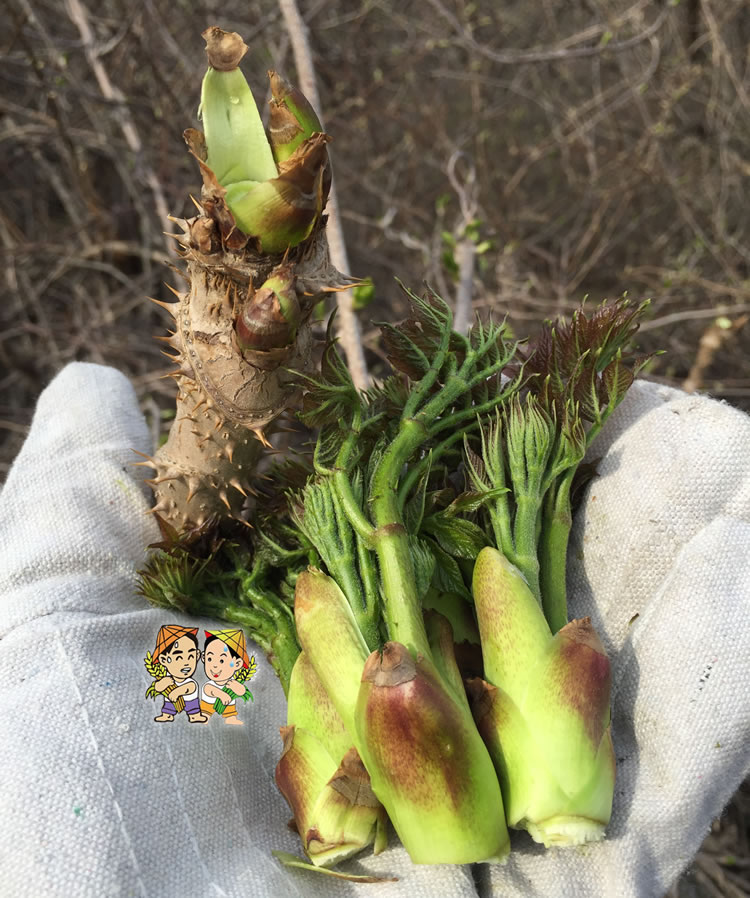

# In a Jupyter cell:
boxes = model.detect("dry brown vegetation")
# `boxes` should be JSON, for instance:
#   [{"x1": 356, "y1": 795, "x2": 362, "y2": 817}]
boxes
[{"x1": 1, "y1": 0, "x2": 748, "y2": 893}]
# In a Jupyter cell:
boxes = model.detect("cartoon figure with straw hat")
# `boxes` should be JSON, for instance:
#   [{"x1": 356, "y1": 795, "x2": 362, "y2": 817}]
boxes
[
  {"x1": 199, "y1": 629, "x2": 257, "y2": 725},
  {"x1": 144, "y1": 625, "x2": 207, "y2": 723}
]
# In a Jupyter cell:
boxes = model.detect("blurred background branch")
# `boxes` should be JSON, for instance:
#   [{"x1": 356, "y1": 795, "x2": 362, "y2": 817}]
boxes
[{"x1": 277, "y1": 0, "x2": 369, "y2": 388}]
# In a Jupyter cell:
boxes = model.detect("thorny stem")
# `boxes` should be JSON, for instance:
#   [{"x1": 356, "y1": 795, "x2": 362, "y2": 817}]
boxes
[
  {"x1": 237, "y1": 580, "x2": 301, "y2": 690},
  {"x1": 301, "y1": 413, "x2": 381, "y2": 648},
  {"x1": 333, "y1": 469, "x2": 375, "y2": 541},
  {"x1": 332, "y1": 416, "x2": 375, "y2": 542},
  {"x1": 371, "y1": 523, "x2": 428, "y2": 658},
  {"x1": 397, "y1": 429, "x2": 460, "y2": 511},
  {"x1": 397, "y1": 384, "x2": 515, "y2": 512},
  {"x1": 367, "y1": 365, "x2": 503, "y2": 654},
  {"x1": 328, "y1": 485, "x2": 380, "y2": 649},
  {"x1": 317, "y1": 294, "x2": 516, "y2": 658},
  {"x1": 355, "y1": 525, "x2": 381, "y2": 643},
  {"x1": 366, "y1": 326, "x2": 518, "y2": 654}
]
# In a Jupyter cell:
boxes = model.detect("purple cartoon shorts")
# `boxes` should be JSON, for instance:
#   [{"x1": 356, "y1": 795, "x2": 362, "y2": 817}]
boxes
[{"x1": 163, "y1": 696, "x2": 201, "y2": 716}]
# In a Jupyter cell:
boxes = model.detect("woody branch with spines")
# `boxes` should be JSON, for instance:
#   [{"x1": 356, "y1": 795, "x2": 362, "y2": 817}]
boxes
[{"x1": 138, "y1": 27, "x2": 356, "y2": 534}]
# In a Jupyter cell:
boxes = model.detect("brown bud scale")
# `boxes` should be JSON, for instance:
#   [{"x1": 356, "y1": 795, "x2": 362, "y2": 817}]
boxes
[
  {"x1": 328, "y1": 748, "x2": 382, "y2": 809},
  {"x1": 202, "y1": 27, "x2": 247, "y2": 71}
]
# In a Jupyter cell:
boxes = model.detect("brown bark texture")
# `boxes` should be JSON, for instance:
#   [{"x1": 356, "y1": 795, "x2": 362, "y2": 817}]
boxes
[{"x1": 145, "y1": 190, "x2": 348, "y2": 532}]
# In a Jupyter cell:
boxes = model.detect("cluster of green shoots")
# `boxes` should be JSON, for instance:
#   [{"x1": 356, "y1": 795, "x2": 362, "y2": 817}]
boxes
[
  {"x1": 139, "y1": 24, "x2": 654, "y2": 873},
  {"x1": 141, "y1": 286, "x2": 652, "y2": 869}
]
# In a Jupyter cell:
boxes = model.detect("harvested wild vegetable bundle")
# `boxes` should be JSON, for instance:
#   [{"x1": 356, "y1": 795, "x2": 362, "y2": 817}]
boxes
[
  {"x1": 140, "y1": 282, "x2": 653, "y2": 867},
  {"x1": 137, "y1": 22, "x2": 657, "y2": 875}
]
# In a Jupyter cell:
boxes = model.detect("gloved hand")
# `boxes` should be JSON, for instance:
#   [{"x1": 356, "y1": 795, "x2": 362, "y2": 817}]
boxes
[{"x1": 1, "y1": 362, "x2": 748, "y2": 898}]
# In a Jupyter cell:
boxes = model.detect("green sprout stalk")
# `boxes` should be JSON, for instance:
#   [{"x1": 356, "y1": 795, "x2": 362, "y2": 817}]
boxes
[
  {"x1": 286, "y1": 287, "x2": 525, "y2": 863},
  {"x1": 458, "y1": 297, "x2": 651, "y2": 845},
  {"x1": 525, "y1": 299, "x2": 653, "y2": 630},
  {"x1": 276, "y1": 652, "x2": 388, "y2": 866},
  {"x1": 471, "y1": 548, "x2": 615, "y2": 846}
]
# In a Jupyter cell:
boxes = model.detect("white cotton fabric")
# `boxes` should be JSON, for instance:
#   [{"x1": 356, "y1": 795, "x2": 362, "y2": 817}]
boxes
[{"x1": 0, "y1": 363, "x2": 748, "y2": 898}]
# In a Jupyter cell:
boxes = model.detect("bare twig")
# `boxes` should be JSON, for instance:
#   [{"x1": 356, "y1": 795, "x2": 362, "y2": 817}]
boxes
[
  {"x1": 63, "y1": 0, "x2": 175, "y2": 265},
  {"x1": 277, "y1": 0, "x2": 369, "y2": 390},
  {"x1": 682, "y1": 314, "x2": 749, "y2": 393},
  {"x1": 695, "y1": 853, "x2": 750, "y2": 898},
  {"x1": 446, "y1": 151, "x2": 478, "y2": 334},
  {"x1": 640, "y1": 304, "x2": 750, "y2": 331},
  {"x1": 425, "y1": 0, "x2": 671, "y2": 65}
]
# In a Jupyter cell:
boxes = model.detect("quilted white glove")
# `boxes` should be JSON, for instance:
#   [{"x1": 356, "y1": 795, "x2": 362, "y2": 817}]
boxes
[{"x1": 1, "y1": 362, "x2": 748, "y2": 898}]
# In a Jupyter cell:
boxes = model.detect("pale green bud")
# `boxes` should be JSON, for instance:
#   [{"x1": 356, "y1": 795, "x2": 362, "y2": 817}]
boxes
[
  {"x1": 355, "y1": 642, "x2": 510, "y2": 864},
  {"x1": 472, "y1": 547, "x2": 615, "y2": 846}
]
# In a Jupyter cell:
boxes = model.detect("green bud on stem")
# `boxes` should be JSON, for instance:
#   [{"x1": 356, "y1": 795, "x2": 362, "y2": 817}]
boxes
[
  {"x1": 268, "y1": 70, "x2": 324, "y2": 162},
  {"x1": 235, "y1": 265, "x2": 301, "y2": 362},
  {"x1": 197, "y1": 28, "x2": 330, "y2": 253},
  {"x1": 355, "y1": 642, "x2": 510, "y2": 864},
  {"x1": 277, "y1": 651, "x2": 388, "y2": 866},
  {"x1": 200, "y1": 28, "x2": 278, "y2": 185},
  {"x1": 267, "y1": 71, "x2": 332, "y2": 205},
  {"x1": 223, "y1": 133, "x2": 330, "y2": 252},
  {"x1": 275, "y1": 727, "x2": 387, "y2": 866},
  {"x1": 472, "y1": 547, "x2": 615, "y2": 846},
  {"x1": 294, "y1": 568, "x2": 370, "y2": 736}
]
